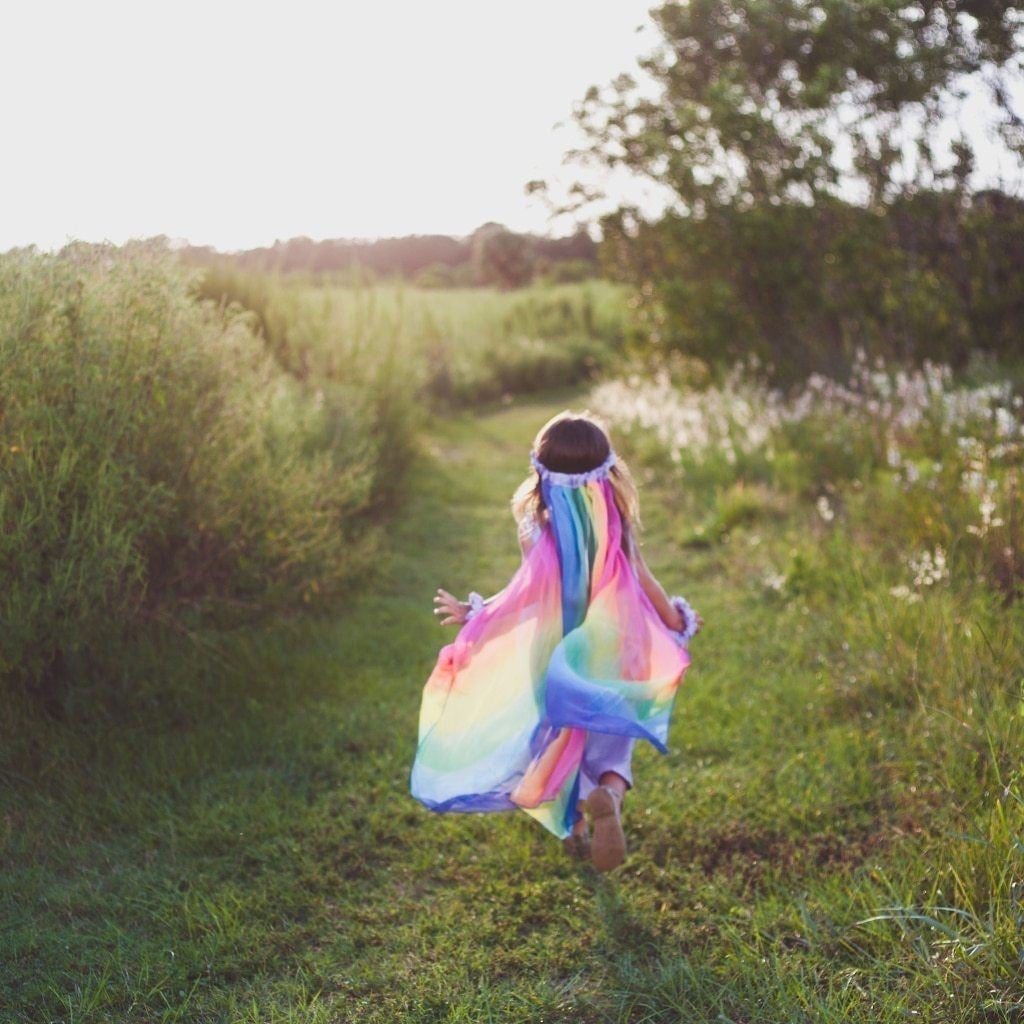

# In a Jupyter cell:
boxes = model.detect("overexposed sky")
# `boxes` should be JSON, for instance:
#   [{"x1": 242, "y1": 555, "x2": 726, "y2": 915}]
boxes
[
  {"x1": 1, "y1": 1, "x2": 667, "y2": 251},
  {"x1": 2, "y1": 2, "x2": 1020, "y2": 253}
]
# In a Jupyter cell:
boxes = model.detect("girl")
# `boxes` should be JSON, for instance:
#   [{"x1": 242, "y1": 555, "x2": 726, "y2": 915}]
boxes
[{"x1": 409, "y1": 411, "x2": 701, "y2": 872}]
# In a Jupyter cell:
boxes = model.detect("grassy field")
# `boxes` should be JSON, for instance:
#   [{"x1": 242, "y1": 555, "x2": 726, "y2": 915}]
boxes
[
  {"x1": 197, "y1": 268, "x2": 630, "y2": 408},
  {"x1": 4, "y1": 380, "x2": 1021, "y2": 1022},
  {"x1": 1, "y1": 247, "x2": 631, "y2": 711}
]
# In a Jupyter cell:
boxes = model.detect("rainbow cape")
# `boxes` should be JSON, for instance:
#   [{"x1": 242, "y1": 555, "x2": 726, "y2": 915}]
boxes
[{"x1": 409, "y1": 465, "x2": 691, "y2": 839}]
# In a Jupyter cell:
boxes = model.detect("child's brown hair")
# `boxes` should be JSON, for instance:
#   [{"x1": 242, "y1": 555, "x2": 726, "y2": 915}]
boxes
[{"x1": 511, "y1": 410, "x2": 641, "y2": 547}]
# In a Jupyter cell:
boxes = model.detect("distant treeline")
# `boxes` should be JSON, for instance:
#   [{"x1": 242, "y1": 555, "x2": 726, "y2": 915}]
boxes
[{"x1": 178, "y1": 222, "x2": 598, "y2": 288}]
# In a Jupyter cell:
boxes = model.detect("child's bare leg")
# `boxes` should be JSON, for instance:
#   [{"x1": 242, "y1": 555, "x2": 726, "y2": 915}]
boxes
[
  {"x1": 563, "y1": 799, "x2": 590, "y2": 860},
  {"x1": 572, "y1": 800, "x2": 587, "y2": 836}
]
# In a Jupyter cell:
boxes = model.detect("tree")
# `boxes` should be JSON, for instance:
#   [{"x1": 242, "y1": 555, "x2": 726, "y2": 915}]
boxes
[
  {"x1": 564, "y1": 0, "x2": 1024, "y2": 214},
  {"x1": 470, "y1": 223, "x2": 537, "y2": 288},
  {"x1": 534, "y1": 1, "x2": 1024, "y2": 378}
]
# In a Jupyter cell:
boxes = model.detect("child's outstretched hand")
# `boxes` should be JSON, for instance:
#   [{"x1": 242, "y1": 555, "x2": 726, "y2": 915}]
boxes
[
  {"x1": 433, "y1": 588, "x2": 469, "y2": 626},
  {"x1": 672, "y1": 606, "x2": 704, "y2": 634}
]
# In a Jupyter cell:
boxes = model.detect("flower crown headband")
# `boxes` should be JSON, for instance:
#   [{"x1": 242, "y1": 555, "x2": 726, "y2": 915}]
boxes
[{"x1": 529, "y1": 449, "x2": 616, "y2": 488}]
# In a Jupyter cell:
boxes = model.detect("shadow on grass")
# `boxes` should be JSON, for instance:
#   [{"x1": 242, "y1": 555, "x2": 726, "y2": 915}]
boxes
[
  {"x1": 576, "y1": 870, "x2": 732, "y2": 1022},
  {"x1": 584, "y1": 872, "x2": 663, "y2": 959}
]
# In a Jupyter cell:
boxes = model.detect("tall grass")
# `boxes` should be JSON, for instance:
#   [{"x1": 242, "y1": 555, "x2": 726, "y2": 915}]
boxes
[
  {"x1": 4, "y1": 388, "x2": 1022, "y2": 1020},
  {"x1": 5, "y1": 245, "x2": 1022, "y2": 1018},
  {"x1": 197, "y1": 264, "x2": 629, "y2": 408},
  {"x1": 1, "y1": 248, "x2": 622, "y2": 706},
  {"x1": 591, "y1": 354, "x2": 1024, "y2": 1009},
  {"x1": 0, "y1": 243, "x2": 415, "y2": 705}
]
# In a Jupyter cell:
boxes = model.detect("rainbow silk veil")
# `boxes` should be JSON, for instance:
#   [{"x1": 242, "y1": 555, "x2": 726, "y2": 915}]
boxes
[{"x1": 409, "y1": 454, "x2": 691, "y2": 840}]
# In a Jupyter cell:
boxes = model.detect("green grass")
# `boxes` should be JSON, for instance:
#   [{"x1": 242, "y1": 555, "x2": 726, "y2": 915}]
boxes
[
  {"x1": 197, "y1": 267, "x2": 630, "y2": 408},
  {"x1": 0, "y1": 244, "x2": 416, "y2": 701},
  {"x1": 2, "y1": 389, "x2": 1022, "y2": 1022}
]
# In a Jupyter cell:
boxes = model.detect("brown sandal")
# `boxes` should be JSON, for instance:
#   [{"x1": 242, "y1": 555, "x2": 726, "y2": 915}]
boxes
[{"x1": 587, "y1": 785, "x2": 627, "y2": 872}]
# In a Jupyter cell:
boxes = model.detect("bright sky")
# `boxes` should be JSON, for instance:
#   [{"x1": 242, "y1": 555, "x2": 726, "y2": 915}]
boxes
[
  {"x1": 1, "y1": 0, "x2": 668, "y2": 252},
  {"x1": 3, "y1": 2, "x2": 1020, "y2": 253}
]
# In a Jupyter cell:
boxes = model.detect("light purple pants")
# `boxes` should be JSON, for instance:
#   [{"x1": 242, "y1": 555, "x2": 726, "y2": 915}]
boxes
[{"x1": 576, "y1": 730, "x2": 635, "y2": 800}]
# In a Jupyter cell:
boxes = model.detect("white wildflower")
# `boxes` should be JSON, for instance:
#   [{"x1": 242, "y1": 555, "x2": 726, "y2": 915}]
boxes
[
  {"x1": 591, "y1": 355, "x2": 1022, "y2": 491},
  {"x1": 967, "y1": 482, "x2": 1004, "y2": 536},
  {"x1": 889, "y1": 584, "x2": 923, "y2": 604},
  {"x1": 909, "y1": 547, "x2": 949, "y2": 587}
]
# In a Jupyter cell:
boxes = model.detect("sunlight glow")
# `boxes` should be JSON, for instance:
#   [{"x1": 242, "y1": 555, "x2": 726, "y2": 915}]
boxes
[
  {"x1": 2, "y1": 1, "x2": 1019, "y2": 252},
  {"x1": 1, "y1": 0, "x2": 663, "y2": 250}
]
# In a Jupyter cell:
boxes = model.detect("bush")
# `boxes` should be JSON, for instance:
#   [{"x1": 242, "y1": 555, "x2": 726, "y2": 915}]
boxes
[
  {"x1": 0, "y1": 243, "x2": 409, "y2": 702},
  {"x1": 591, "y1": 352, "x2": 1024, "y2": 602},
  {"x1": 600, "y1": 191, "x2": 1024, "y2": 383}
]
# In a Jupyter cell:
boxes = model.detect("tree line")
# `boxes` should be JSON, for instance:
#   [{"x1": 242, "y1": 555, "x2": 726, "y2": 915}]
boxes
[{"x1": 178, "y1": 223, "x2": 599, "y2": 289}]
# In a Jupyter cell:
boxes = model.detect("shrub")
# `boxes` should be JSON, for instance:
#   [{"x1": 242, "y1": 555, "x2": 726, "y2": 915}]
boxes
[
  {"x1": 592, "y1": 351, "x2": 1024, "y2": 600},
  {"x1": 600, "y1": 192, "x2": 1024, "y2": 383},
  {"x1": 0, "y1": 243, "x2": 407, "y2": 702}
]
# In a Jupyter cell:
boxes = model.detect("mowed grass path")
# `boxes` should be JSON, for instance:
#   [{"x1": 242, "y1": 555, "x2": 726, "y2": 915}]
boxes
[{"x1": 1, "y1": 392, "x2": 996, "y2": 1022}]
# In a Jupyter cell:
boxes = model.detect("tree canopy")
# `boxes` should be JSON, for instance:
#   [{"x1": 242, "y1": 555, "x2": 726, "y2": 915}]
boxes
[{"x1": 564, "y1": 0, "x2": 1023, "y2": 214}]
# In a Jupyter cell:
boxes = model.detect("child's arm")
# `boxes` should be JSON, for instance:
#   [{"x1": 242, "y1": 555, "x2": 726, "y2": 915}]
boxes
[{"x1": 630, "y1": 544, "x2": 703, "y2": 636}]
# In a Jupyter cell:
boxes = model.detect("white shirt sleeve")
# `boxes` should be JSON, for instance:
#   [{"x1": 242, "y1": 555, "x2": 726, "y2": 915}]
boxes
[{"x1": 517, "y1": 511, "x2": 543, "y2": 548}]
